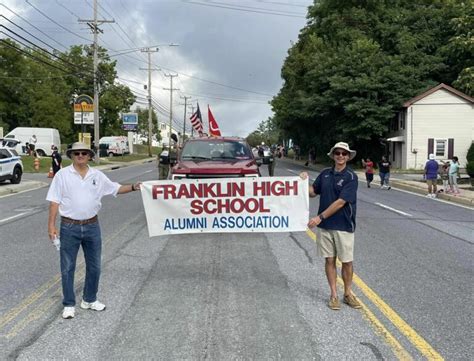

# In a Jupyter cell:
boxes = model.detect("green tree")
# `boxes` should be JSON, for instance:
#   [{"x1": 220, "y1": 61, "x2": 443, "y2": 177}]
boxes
[{"x1": 271, "y1": 0, "x2": 471, "y2": 158}]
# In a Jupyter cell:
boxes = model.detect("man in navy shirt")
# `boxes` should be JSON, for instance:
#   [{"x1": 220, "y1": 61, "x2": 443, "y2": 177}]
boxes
[{"x1": 300, "y1": 142, "x2": 361, "y2": 310}]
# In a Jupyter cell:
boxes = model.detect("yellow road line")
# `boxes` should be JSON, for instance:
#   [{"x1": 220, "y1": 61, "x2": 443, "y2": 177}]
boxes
[
  {"x1": 335, "y1": 277, "x2": 412, "y2": 360},
  {"x1": 306, "y1": 229, "x2": 443, "y2": 360},
  {"x1": 0, "y1": 214, "x2": 143, "y2": 333}
]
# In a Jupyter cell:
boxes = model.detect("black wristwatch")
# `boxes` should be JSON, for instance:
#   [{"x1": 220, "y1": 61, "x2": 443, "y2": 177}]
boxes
[{"x1": 318, "y1": 214, "x2": 325, "y2": 221}]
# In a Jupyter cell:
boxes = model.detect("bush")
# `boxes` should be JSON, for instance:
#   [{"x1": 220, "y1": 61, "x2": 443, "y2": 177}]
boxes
[{"x1": 466, "y1": 142, "x2": 474, "y2": 178}]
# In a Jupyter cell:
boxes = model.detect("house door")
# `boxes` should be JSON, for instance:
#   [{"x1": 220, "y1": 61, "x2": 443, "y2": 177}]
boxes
[{"x1": 390, "y1": 142, "x2": 402, "y2": 169}]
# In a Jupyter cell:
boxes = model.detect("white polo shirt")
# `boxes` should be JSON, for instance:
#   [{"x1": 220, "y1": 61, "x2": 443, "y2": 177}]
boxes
[{"x1": 46, "y1": 165, "x2": 120, "y2": 220}]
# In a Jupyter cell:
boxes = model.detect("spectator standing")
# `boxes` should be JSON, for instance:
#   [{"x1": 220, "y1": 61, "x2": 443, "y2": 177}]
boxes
[
  {"x1": 361, "y1": 158, "x2": 374, "y2": 188},
  {"x1": 440, "y1": 162, "x2": 450, "y2": 193},
  {"x1": 28, "y1": 135, "x2": 37, "y2": 156},
  {"x1": 448, "y1": 156, "x2": 461, "y2": 194},
  {"x1": 300, "y1": 142, "x2": 361, "y2": 311},
  {"x1": 424, "y1": 154, "x2": 439, "y2": 198},
  {"x1": 51, "y1": 145, "x2": 62, "y2": 175},
  {"x1": 378, "y1": 156, "x2": 391, "y2": 190},
  {"x1": 46, "y1": 142, "x2": 142, "y2": 319},
  {"x1": 309, "y1": 147, "x2": 316, "y2": 164}
]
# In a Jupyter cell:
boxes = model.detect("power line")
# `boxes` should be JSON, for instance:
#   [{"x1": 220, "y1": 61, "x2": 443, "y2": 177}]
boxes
[
  {"x1": 184, "y1": 0, "x2": 306, "y2": 18},
  {"x1": 25, "y1": 0, "x2": 92, "y2": 43},
  {"x1": 0, "y1": 3, "x2": 68, "y2": 50}
]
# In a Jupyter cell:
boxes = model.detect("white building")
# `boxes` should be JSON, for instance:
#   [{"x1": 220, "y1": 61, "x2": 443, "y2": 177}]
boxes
[{"x1": 387, "y1": 83, "x2": 473, "y2": 169}]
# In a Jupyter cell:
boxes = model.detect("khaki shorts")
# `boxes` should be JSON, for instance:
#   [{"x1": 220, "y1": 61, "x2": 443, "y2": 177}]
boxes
[
  {"x1": 426, "y1": 179, "x2": 437, "y2": 186},
  {"x1": 317, "y1": 228, "x2": 354, "y2": 263}
]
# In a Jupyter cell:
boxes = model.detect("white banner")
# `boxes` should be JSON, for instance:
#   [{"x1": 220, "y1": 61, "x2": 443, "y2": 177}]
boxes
[{"x1": 141, "y1": 177, "x2": 309, "y2": 237}]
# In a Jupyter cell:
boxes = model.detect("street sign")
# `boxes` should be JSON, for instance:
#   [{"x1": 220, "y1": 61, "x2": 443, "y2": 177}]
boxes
[
  {"x1": 73, "y1": 94, "x2": 94, "y2": 125},
  {"x1": 122, "y1": 112, "x2": 138, "y2": 131}
]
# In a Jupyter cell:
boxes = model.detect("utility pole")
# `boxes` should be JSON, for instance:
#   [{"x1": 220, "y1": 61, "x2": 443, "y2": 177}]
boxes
[
  {"x1": 163, "y1": 74, "x2": 179, "y2": 146},
  {"x1": 140, "y1": 48, "x2": 160, "y2": 156},
  {"x1": 180, "y1": 95, "x2": 191, "y2": 146},
  {"x1": 79, "y1": 0, "x2": 114, "y2": 162}
]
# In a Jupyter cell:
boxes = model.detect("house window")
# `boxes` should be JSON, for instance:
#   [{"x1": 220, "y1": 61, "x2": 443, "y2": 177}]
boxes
[
  {"x1": 400, "y1": 111, "x2": 406, "y2": 130},
  {"x1": 435, "y1": 139, "x2": 447, "y2": 157},
  {"x1": 160, "y1": 123, "x2": 166, "y2": 130}
]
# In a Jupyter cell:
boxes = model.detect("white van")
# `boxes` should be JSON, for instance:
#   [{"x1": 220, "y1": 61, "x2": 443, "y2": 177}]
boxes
[
  {"x1": 99, "y1": 136, "x2": 129, "y2": 157},
  {"x1": 4, "y1": 127, "x2": 61, "y2": 156}
]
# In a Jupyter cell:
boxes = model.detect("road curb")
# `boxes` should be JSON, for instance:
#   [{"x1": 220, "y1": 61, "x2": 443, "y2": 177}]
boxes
[{"x1": 0, "y1": 180, "x2": 49, "y2": 197}]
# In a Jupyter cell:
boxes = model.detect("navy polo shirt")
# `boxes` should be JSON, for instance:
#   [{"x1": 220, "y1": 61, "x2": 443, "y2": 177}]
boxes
[{"x1": 312, "y1": 166, "x2": 358, "y2": 232}]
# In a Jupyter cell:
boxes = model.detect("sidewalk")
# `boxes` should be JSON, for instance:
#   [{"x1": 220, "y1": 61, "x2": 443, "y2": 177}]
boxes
[{"x1": 279, "y1": 157, "x2": 474, "y2": 208}]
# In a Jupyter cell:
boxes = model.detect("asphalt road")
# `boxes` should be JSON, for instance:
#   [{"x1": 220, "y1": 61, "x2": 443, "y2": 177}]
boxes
[{"x1": 0, "y1": 160, "x2": 472, "y2": 360}]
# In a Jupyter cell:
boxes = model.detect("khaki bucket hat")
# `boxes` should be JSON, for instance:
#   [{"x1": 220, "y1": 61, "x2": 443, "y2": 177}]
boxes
[{"x1": 66, "y1": 142, "x2": 95, "y2": 159}]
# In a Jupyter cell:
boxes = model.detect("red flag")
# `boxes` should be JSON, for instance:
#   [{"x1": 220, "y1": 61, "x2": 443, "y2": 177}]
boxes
[{"x1": 208, "y1": 105, "x2": 221, "y2": 136}]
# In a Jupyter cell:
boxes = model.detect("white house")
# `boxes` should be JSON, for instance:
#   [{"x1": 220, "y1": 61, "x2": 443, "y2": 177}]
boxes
[{"x1": 387, "y1": 83, "x2": 473, "y2": 169}]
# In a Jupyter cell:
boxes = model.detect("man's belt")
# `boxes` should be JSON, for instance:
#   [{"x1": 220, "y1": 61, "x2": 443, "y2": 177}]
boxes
[{"x1": 61, "y1": 215, "x2": 98, "y2": 225}]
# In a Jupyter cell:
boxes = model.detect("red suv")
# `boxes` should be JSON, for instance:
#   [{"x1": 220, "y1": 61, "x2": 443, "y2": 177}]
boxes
[{"x1": 170, "y1": 136, "x2": 260, "y2": 179}]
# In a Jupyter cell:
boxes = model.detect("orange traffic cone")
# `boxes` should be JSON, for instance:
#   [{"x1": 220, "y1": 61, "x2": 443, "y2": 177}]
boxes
[
  {"x1": 48, "y1": 167, "x2": 54, "y2": 178},
  {"x1": 34, "y1": 157, "x2": 40, "y2": 171}
]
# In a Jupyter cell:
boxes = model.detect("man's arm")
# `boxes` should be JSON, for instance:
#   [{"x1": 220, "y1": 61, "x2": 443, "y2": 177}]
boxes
[
  {"x1": 48, "y1": 202, "x2": 59, "y2": 241},
  {"x1": 117, "y1": 182, "x2": 142, "y2": 194},
  {"x1": 307, "y1": 198, "x2": 346, "y2": 228}
]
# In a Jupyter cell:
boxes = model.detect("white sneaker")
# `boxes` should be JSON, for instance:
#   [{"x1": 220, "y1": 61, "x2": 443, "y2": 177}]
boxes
[
  {"x1": 80, "y1": 300, "x2": 106, "y2": 311},
  {"x1": 62, "y1": 306, "x2": 75, "y2": 319}
]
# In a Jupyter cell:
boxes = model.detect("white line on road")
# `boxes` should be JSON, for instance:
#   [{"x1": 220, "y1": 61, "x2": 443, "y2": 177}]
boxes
[
  {"x1": 375, "y1": 202, "x2": 412, "y2": 217},
  {"x1": 0, "y1": 212, "x2": 29, "y2": 224}
]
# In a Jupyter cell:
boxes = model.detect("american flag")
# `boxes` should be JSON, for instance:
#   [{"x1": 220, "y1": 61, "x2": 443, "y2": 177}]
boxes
[{"x1": 189, "y1": 103, "x2": 203, "y2": 134}]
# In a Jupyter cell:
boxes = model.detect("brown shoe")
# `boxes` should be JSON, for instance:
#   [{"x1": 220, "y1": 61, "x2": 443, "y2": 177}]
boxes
[
  {"x1": 343, "y1": 294, "x2": 362, "y2": 309},
  {"x1": 328, "y1": 297, "x2": 341, "y2": 310}
]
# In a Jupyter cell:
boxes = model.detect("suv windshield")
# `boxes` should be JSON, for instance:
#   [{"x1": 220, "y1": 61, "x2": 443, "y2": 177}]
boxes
[{"x1": 181, "y1": 140, "x2": 252, "y2": 161}]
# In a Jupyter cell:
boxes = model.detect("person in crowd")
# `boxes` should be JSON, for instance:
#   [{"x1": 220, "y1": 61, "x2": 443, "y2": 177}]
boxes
[
  {"x1": 378, "y1": 156, "x2": 391, "y2": 190},
  {"x1": 46, "y1": 142, "x2": 142, "y2": 320},
  {"x1": 51, "y1": 145, "x2": 62, "y2": 175},
  {"x1": 300, "y1": 142, "x2": 361, "y2": 311},
  {"x1": 424, "y1": 154, "x2": 439, "y2": 198},
  {"x1": 28, "y1": 135, "x2": 37, "y2": 156},
  {"x1": 448, "y1": 156, "x2": 461, "y2": 194},
  {"x1": 439, "y1": 162, "x2": 450, "y2": 193},
  {"x1": 309, "y1": 147, "x2": 316, "y2": 164},
  {"x1": 361, "y1": 158, "x2": 374, "y2": 188}
]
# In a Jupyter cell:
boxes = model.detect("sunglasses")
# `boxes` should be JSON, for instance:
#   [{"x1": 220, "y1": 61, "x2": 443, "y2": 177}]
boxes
[
  {"x1": 334, "y1": 151, "x2": 349, "y2": 156},
  {"x1": 73, "y1": 151, "x2": 89, "y2": 156}
]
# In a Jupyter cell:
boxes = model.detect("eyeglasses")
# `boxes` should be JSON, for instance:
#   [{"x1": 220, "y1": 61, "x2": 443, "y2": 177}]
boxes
[
  {"x1": 334, "y1": 151, "x2": 349, "y2": 156},
  {"x1": 73, "y1": 151, "x2": 89, "y2": 156}
]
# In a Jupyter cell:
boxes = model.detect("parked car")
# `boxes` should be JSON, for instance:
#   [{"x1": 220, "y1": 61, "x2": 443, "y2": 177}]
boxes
[
  {"x1": 0, "y1": 145, "x2": 23, "y2": 184},
  {"x1": 170, "y1": 137, "x2": 260, "y2": 179}
]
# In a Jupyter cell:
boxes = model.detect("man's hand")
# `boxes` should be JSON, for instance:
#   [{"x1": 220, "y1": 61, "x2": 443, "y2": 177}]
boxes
[
  {"x1": 48, "y1": 226, "x2": 57, "y2": 241},
  {"x1": 133, "y1": 182, "x2": 142, "y2": 191},
  {"x1": 299, "y1": 171, "x2": 308, "y2": 180},
  {"x1": 307, "y1": 215, "x2": 322, "y2": 228}
]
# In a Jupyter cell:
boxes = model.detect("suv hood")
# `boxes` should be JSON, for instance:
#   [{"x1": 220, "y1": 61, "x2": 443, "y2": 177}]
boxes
[{"x1": 174, "y1": 159, "x2": 258, "y2": 174}]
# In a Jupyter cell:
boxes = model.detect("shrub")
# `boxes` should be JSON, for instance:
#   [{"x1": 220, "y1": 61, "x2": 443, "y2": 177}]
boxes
[{"x1": 466, "y1": 142, "x2": 474, "y2": 178}]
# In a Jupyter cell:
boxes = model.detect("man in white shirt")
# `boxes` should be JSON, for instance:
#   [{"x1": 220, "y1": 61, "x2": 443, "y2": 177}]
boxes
[
  {"x1": 28, "y1": 134, "x2": 37, "y2": 155},
  {"x1": 46, "y1": 142, "x2": 141, "y2": 319}
]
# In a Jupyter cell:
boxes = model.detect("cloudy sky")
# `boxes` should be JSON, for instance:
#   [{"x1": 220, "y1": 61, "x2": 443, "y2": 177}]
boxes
[{"x1": 2, "y1": 0, "x2": 312, "y2": 137}]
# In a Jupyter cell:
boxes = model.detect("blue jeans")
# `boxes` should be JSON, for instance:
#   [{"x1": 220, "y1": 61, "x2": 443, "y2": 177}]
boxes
[
  {"x1": 60, "y1": 220, "x2": 102, "y2": 306},
  {"x1": 379, "y1": 172, "x2": 390, "y2": 186}
]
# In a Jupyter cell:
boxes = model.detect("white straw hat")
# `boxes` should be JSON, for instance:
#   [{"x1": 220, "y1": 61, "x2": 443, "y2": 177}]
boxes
[{"x1": 327, "y1": 142, "x2": 356, "y2": 161}]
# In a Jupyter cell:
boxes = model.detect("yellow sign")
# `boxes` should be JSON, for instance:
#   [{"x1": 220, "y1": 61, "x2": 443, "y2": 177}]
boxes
[{"x1": 74, "y1": 103, "x2": 94, "y2": 112}]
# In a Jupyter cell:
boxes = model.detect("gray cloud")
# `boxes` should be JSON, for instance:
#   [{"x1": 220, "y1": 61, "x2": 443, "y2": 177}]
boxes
[{"x1": 3, "y1": 0, "x2": 311, "y2": 137}]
